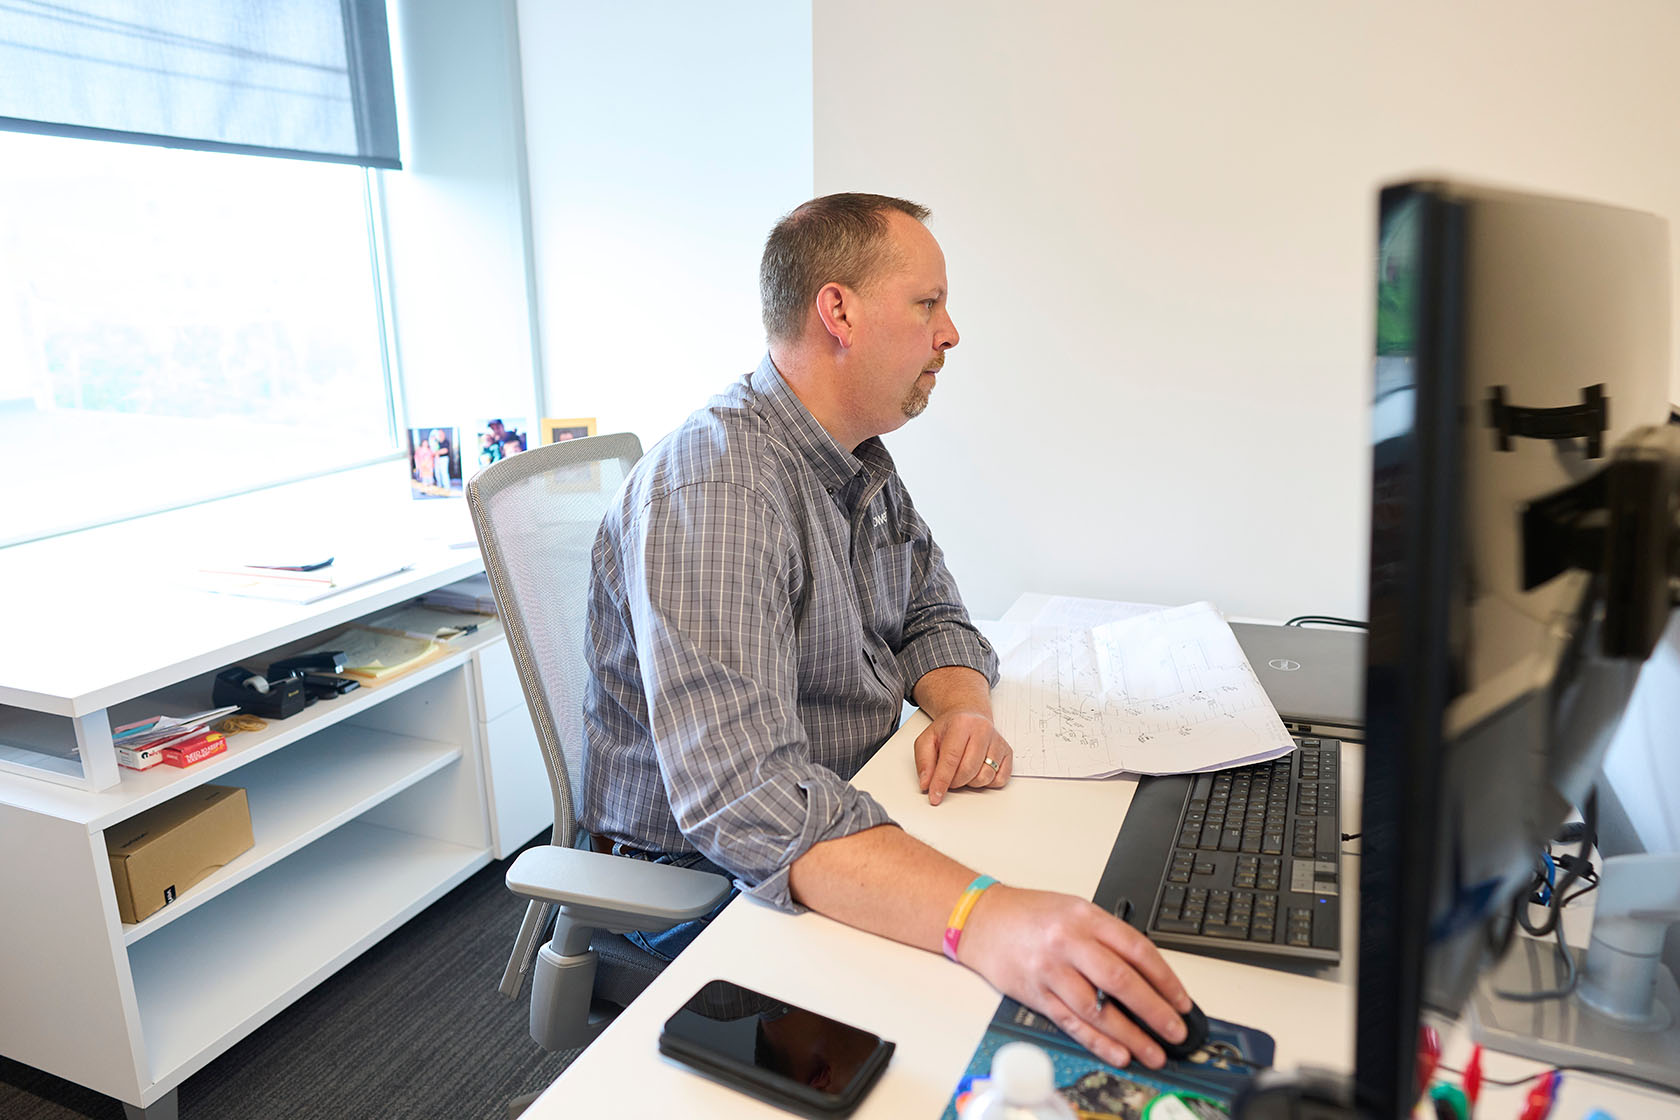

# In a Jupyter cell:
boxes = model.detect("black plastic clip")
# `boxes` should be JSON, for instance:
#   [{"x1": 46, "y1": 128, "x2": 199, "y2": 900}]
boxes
[{"x1": 1488, "y1": 383, "x2": 1608, "y2": 458}]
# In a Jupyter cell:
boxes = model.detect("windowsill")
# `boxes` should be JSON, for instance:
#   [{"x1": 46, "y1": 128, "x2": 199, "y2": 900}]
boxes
[{"x1": 0, "y1": 403, "x2": 405, "y2": 549}]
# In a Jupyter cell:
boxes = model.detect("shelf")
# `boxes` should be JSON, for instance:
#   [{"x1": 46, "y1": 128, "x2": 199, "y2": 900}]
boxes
[
  {"x1": 129, "y1": 819, "x2": 488, "y2": 1089},
  {"x1": 0, "y1": 539, "x2": 487, "y2": 719},
  {"x1": 0, "y1": 733, "x2": 84, "y2": 786},
  {"x1": 0, "y1": 619, "x2": 504, "y2": 828},
  {"x1": 121, "y1": 726, "x2": 465, "y2": 944}
]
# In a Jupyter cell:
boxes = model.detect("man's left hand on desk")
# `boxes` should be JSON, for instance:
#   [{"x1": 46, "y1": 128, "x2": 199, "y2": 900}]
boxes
[{"x1": 915, "y1": 710, "x2": 1014, "y2": 804}]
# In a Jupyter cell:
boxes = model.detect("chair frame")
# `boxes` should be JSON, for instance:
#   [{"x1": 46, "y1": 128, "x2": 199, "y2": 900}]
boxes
[{"x1": 466, "y1": 433, "x2": 731, "y2": 1051}]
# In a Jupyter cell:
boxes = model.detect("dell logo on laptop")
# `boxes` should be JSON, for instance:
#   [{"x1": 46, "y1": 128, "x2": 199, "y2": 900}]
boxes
[{"x1": 1269, "y1": 658, "x2": 1302, "y2": 672}]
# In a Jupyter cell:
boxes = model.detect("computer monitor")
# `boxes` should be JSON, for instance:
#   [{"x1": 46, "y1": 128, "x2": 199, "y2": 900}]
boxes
[{"x1": 1355, "y1": 179, "x2": 1676, "y2": 1118}]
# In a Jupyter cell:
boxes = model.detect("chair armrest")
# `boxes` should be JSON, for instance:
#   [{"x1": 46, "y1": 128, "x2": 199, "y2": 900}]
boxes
[{"x1": 506, "y1": 846, "x2": 732, "y2": 932}]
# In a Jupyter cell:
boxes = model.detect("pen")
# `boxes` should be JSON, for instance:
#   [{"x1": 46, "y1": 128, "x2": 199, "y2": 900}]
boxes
[
  {"x1": 1415, "y1": 1025, "x2": 1441, "y2": 1096},
  {"x1": 1461, "y1": 1044, "x2": 1482, "y2": 1116},
  {"x1": 1518, "y1": 1071, "x2": 1560, "y2": 1120}
]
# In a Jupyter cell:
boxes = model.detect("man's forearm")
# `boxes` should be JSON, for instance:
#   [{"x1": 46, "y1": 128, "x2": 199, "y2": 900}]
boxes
[
  {"x1": 787, "y1": 820, "x2": 1196, "y2": 1072},
  {"x1": 787, "y1": 823, "x2": 973, "y2": 953},
  {"x1": 912, "y1": 664, "x2": 993, "y2": 720}
]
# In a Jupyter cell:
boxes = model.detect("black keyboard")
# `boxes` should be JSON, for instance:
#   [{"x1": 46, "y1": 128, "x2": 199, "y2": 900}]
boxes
[{"x1": 1090, "y1": 738, "x2": 1342, "y2": 965}]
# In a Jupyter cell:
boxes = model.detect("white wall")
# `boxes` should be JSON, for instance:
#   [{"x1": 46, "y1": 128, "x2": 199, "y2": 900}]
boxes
[
  {"x1": 384, "y1": 0, "x2": 540, "y2": 429},
  {"x1": 517, "y1": 0, "x2": 813, "y2": 446},
  {"x1": 814, "y1": 0, "x2": 1680, "y2": 622}
]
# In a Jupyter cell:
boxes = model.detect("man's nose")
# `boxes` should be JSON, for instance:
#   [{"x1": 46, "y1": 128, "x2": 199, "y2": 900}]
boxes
[{"x1": 937, "y1": 310, "x2": 959, "y2": 350}]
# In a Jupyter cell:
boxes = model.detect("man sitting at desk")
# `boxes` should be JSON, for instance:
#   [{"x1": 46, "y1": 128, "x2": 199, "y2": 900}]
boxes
[{"x1": 584, "y1": 193, "x2": 1195, "y2": 1070}]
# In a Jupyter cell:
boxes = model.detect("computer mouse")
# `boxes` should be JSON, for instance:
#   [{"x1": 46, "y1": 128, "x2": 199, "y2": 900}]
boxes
[{"x1": 1115, "y1": 998, "x2": 1209, "y2": 1062}]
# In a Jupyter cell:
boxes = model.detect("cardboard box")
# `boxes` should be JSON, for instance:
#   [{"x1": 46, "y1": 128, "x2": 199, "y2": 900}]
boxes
[{"x1": 105, "y1": 785, "x2": 254, "y2": 924}]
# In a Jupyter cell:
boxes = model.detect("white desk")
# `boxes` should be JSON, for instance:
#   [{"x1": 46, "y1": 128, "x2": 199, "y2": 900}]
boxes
[
  {"x1": 528, "y1": 709, "x2": 1359, "y2": 1117},
  {"x1": 529, "y1": 718, "x2": 1680, "y2": 1119}
]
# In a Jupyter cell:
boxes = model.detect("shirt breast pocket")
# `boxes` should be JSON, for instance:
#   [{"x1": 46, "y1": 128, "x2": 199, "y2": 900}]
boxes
[{"x1": 867, "y1": 533, "x2": 917, "y2": 642}]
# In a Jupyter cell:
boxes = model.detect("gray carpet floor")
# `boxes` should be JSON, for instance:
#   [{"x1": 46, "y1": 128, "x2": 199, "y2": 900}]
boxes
[{"x1": 0, "y1": 834, "x2": 581, "y2": 1120}]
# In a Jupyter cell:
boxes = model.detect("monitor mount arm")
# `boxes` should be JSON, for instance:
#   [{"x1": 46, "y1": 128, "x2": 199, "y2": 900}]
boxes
[
  {"x1": 1489, "y1": 383, "x2": 1610, "y2": 458},
  {"x1": 1237, "y1": 423, "x2": 1680, "y2": 1120},
  {"x1": 1518, "y1": 423, "x2": 1680, "y2": 660}
]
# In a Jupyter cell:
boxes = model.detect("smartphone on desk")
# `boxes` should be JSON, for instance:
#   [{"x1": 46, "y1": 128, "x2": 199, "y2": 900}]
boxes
[{"x1": 658, "y1": 979, "x2": 894, "y2": 1118}]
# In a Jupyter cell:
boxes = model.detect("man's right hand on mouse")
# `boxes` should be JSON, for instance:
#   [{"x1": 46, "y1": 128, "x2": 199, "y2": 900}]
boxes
[{"x1": 954, "y1": 884, "x2": 1194, "y2": 1070}]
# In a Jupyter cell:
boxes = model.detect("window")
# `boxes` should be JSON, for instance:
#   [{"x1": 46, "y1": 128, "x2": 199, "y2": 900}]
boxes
[{"x1": 0, "y1": 130, "x2": 397, "y2": 545}]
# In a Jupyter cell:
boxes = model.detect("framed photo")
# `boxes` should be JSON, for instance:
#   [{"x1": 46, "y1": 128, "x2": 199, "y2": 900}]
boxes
[
  {"x1": 539, "y1": 417, "x2": 597, "y2": 446},
  {"x1": 470, "y1": 416, "x2": 529, "y2": 478},
  {"x1": 539, "y1": 417, "x2": 602, "y2": 492},
  {"x1": 407, "y1": 425, "x2": 463, "y2": 499}
]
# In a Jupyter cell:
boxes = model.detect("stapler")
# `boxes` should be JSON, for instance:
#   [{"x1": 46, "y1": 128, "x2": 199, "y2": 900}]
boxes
[{"x1": 267, "y1": 652, "x2": 360, "y2": 701}]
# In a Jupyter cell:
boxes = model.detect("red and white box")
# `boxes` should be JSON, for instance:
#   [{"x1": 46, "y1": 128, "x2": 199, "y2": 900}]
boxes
[
  {"x1": 117, "y1": 743, "x2": 168, "y2": 771},
  {"x1": 161, "y1": 732, "x2": 228, "y2": 768}
]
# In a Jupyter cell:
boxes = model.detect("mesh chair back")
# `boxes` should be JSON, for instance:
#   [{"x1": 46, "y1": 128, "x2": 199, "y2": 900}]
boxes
[{"x1": 466, "y1": 433, "x2": 641, "y2": 844}]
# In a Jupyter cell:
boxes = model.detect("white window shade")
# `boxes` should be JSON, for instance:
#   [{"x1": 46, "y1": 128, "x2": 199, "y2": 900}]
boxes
[{"x1": 0, "y1": 0, "x2": 400, "y2": 168}]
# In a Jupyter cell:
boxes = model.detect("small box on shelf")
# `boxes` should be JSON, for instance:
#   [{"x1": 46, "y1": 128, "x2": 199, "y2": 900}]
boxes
[{"x1": 105, "y1": 785, "x2": 254, "y2": 923}]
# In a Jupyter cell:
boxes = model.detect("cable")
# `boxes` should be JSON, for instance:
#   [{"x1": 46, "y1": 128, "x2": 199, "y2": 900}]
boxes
[
  {"x1": 1493, "y1": 910, "x2": 1578, "y2": 1002},
  {"x1": 1436, "y1": 1063, "x2": 1680, "y2": 1096},
  {"x1": 1519, "y1": 789, "x2": 1597, "y2": 939},
  {"x1": 1560, "y1": 880, "x2": 1599, "y2": 907},
  {"x1": 1283, "y1": 615, "x2": 1369, "y2": 630}
]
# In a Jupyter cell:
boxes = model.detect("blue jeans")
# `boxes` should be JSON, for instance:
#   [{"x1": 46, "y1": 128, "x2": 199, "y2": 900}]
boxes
[{"x1": 605, "y1": 842, "x2": 738, "y2": 962}]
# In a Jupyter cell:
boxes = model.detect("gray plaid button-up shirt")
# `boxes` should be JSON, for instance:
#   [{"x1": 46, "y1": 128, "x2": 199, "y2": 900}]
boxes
[{"x1": 583, "y1": 355, "x2": 999, "y2": 911}]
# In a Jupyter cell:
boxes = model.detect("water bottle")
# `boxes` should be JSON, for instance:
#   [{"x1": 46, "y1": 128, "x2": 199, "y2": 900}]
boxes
[{"x1": 960, "y1": 1041, "x2": 1076, "y2": 1119}]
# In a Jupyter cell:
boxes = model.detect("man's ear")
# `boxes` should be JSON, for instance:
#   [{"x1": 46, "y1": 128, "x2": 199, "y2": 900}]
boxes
[{"x1": 814, "y1": 281, "x2": 855, "y2": 349}]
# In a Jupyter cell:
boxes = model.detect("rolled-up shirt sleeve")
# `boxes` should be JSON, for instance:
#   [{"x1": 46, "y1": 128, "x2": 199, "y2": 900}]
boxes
[
  {"x1": 892, "y1": 501, "x2": 999, "y2": 698},
  {"x1": 626, "y1": 481, "x2": 894, "y2": 911}
]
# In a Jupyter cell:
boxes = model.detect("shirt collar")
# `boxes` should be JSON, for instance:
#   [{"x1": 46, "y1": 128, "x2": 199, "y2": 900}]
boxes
[{"x1": 750, "y1": 353, "x2": 882, "y2": 493}]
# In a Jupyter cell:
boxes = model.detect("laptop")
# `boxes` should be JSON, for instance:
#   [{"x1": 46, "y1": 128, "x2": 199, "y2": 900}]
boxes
[{"x1": 1230, "y1": 622, "x2": 1366, "y2": 743}]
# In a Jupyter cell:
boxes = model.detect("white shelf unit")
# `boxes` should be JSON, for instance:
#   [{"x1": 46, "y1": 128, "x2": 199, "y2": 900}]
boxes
[
  {"x1": 0, "y1": 560, "x2": 556, "y2": 1120},
  {"x1": 131, "y1": 820, "x2": 484, "y2": 1087},
  {"x1": 121, "y1": 723, "x2": 466, "y2": 945}
]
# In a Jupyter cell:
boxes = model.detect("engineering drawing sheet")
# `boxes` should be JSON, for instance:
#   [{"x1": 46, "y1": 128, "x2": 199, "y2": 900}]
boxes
[{"x1": 988, "y1": 601, "x2": 1296, "y2": 778}]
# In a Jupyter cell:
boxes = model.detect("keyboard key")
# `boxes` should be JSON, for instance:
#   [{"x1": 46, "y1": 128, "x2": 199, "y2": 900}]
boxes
[{"x1": 1155, "y1": 916, "x2": 1203, "y2": 935}]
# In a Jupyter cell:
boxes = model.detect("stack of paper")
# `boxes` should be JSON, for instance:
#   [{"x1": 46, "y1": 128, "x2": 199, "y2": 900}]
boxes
[
  {"x1": 113, "y1": 707, "x2": 240, "y2": 771},
  {"x1": 113, "y1": 707, "x2": 240, "y2": 750},
  {"x1": 987, "y1": 599, "x2": 1296, "y2": 779},
  {"x1": 364, "y1": 602, "x2": 492, "y2": 641},
  {"x1": 192, "y1": 557, "x2": 414, "y2": 605},
  {"x1": 303, "y1": 627, "x2": 440, "y2": 681},
  {"x1": 421, "y1": 572, "x2": 497, "y2": 614}
]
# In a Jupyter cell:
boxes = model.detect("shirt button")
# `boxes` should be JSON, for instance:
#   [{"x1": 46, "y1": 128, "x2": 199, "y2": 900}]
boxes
[{"x1": 826, "y1": 486, "x2": 835, "y2": 494}]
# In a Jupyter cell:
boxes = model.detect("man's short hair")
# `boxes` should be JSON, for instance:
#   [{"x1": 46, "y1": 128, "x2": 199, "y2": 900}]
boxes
[{"x1": 760, "y1": 193, "x2": 931, "y2": 342}]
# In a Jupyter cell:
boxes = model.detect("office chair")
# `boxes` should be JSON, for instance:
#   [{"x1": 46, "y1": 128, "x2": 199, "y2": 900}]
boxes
[{"x1": 466, "y1": 433, "x2": 732, "y2": 1060}]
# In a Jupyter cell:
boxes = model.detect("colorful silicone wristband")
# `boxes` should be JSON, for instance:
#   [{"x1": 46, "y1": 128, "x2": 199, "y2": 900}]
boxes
[{"x1": 942, "y1": 874, "x2": 998, "y2": 962}]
